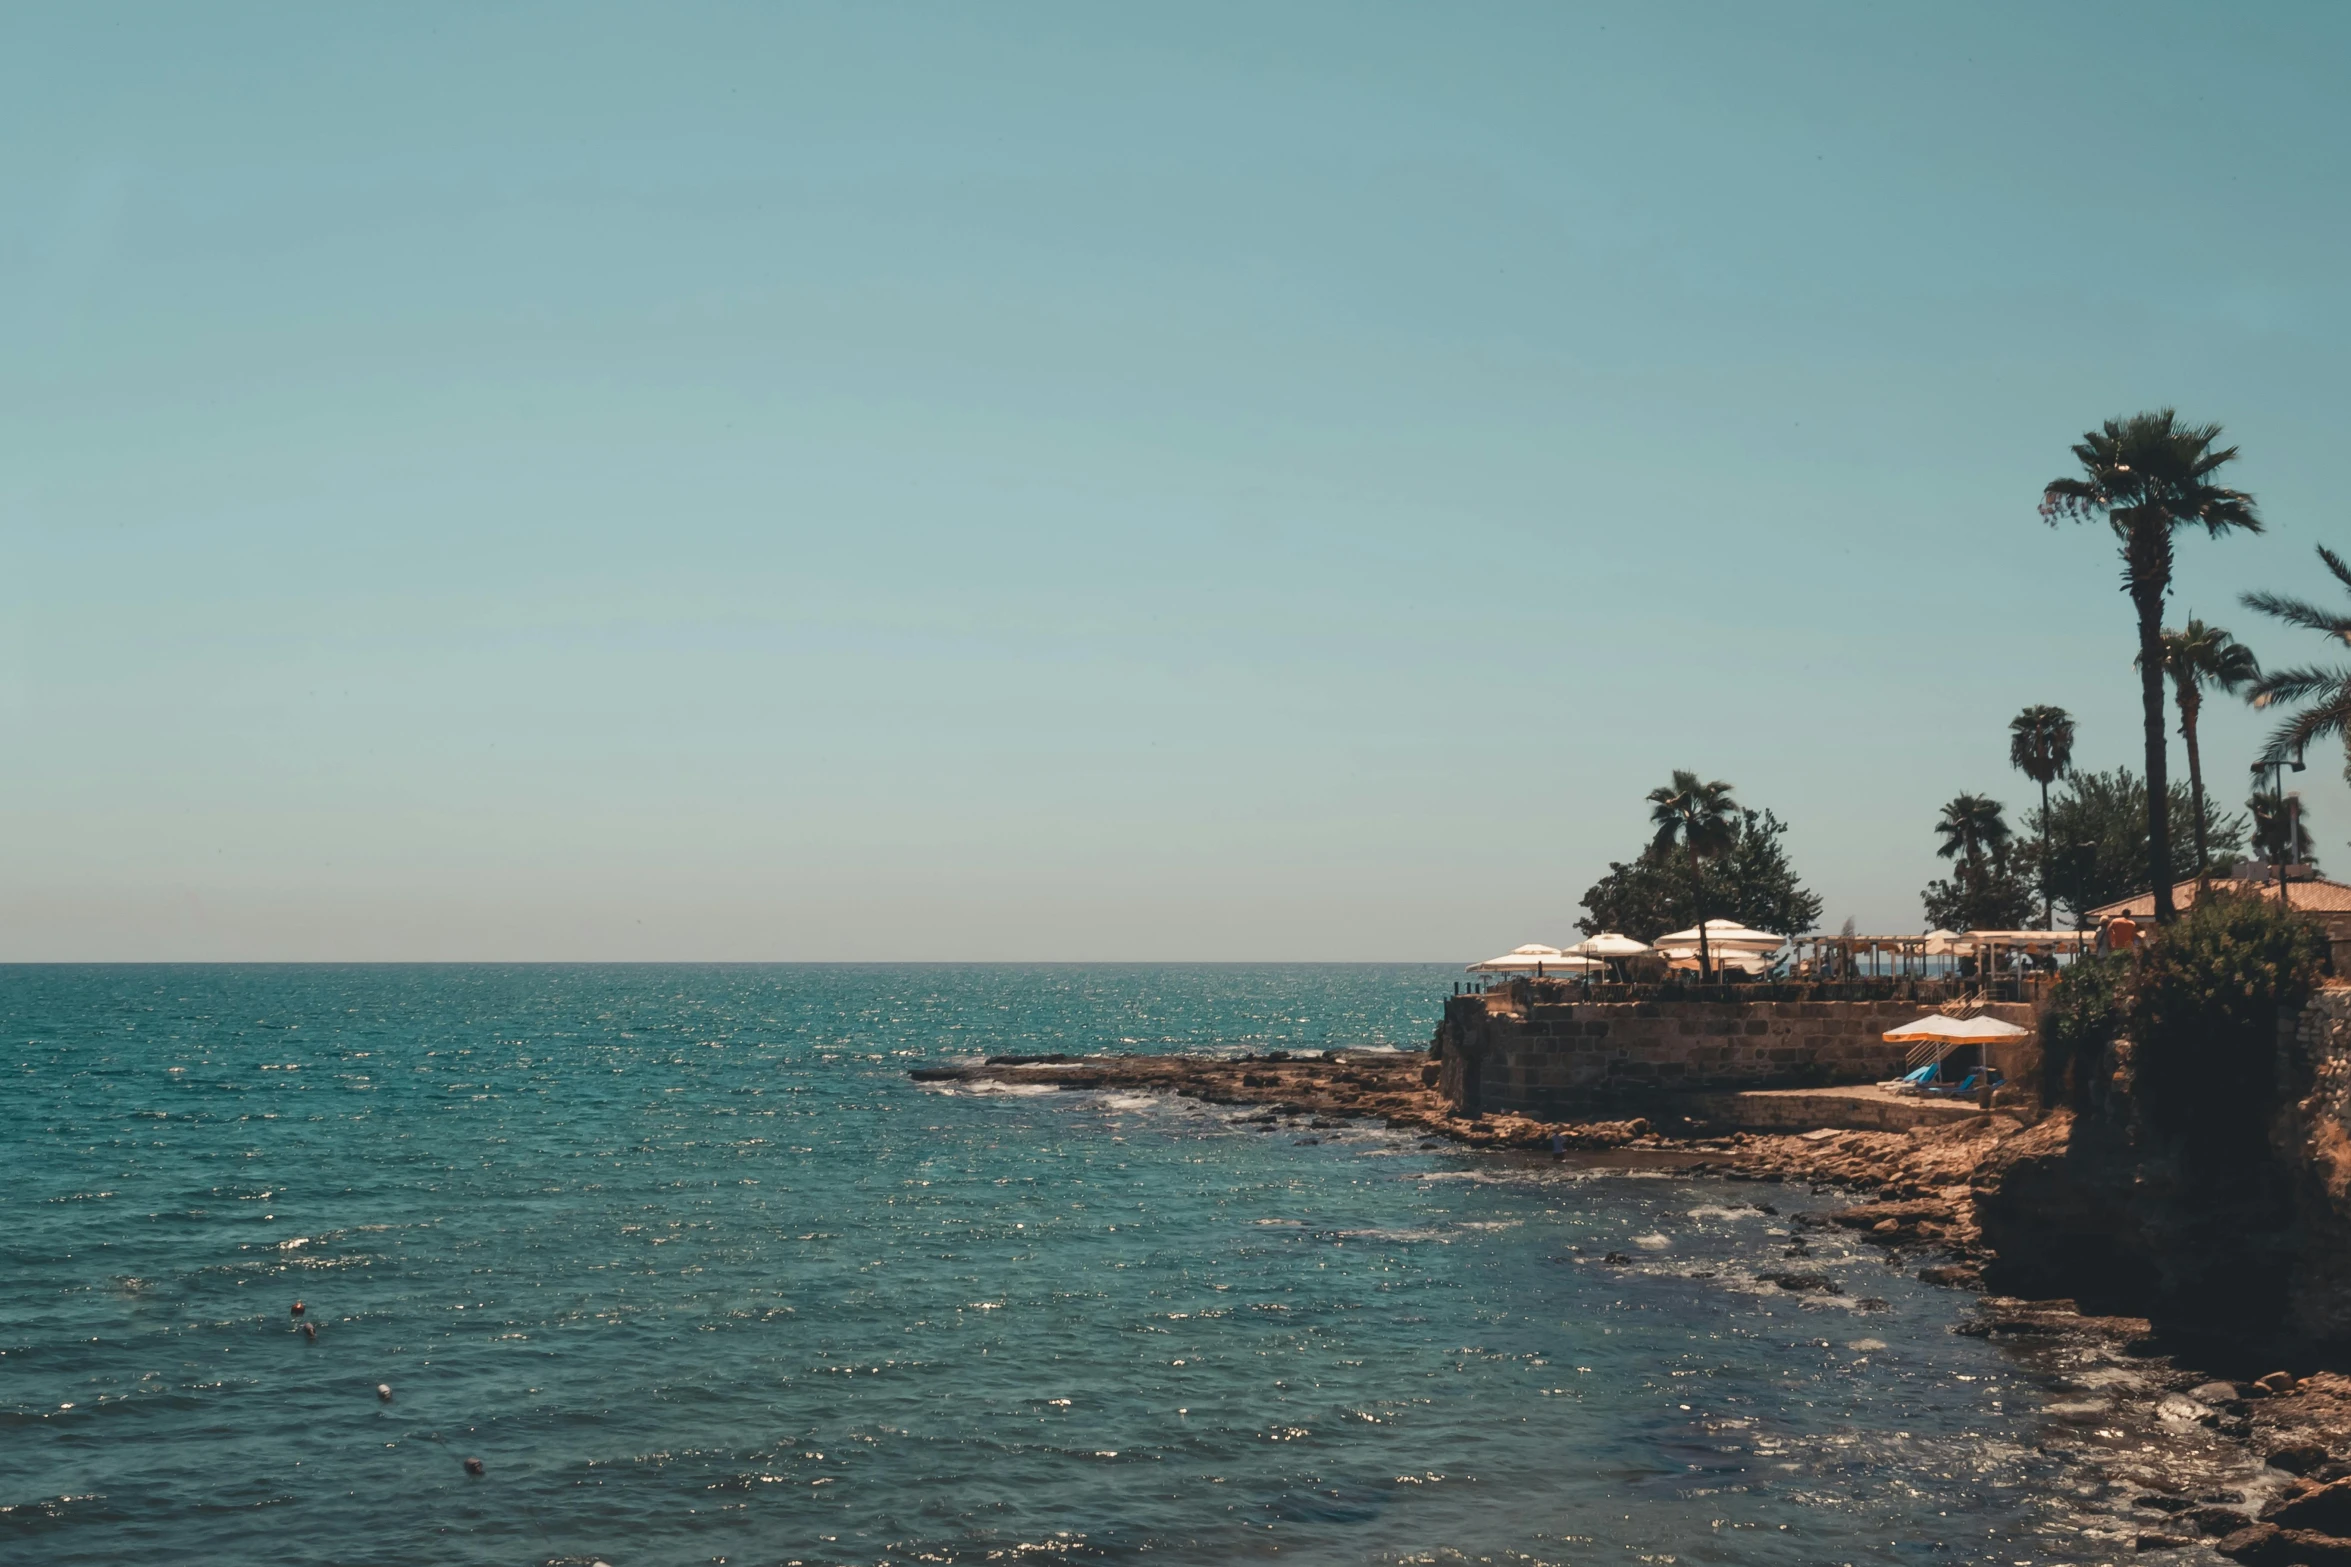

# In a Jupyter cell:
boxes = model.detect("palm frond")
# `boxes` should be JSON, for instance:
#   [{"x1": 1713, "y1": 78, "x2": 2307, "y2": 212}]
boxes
[
  {"x1": 2241, "y1": 590, "x2": 2351, "y2": 636},
  {"x1": 2261, "y1": 701, "x2": 2351, "y2": 766},
  {"x1": 2247, "y1": 665, "x2": 2351, "y2": 707}
]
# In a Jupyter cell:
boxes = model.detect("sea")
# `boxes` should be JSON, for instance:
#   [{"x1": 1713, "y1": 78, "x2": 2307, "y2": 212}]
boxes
[{"x1": 0, "y1": 964, "x2": 2148, "y2": 1565}]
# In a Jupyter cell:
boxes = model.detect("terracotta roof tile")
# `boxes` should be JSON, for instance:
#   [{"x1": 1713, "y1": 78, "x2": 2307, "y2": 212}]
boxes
[{"x1": 2086, "y1": 876, "x2": 2351, "y2": 919}]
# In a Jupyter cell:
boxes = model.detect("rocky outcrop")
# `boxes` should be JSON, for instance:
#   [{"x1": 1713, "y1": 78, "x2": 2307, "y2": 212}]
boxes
[{"x1": 1973, "y1": 990, "x2": 2351, "y2": 1350}]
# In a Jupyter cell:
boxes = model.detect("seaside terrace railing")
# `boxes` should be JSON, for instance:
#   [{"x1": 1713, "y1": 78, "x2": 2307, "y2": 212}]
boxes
[{"x1": 1456, "y1": 973, "x2": 2056, "y2": 1006}]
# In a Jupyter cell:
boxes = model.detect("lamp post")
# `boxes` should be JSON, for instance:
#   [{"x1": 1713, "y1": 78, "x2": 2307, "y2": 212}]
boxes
[{"x1": 2253, "y1": 746, "x2": 2310, "y2": 907}]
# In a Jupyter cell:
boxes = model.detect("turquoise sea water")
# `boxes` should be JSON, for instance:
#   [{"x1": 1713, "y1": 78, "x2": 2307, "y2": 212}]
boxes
[{"x1": 5, "y1": 965, "x2": 2080, "y2": 1565}]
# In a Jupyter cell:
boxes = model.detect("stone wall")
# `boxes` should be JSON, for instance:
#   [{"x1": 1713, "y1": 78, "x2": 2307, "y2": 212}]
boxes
[{"x1": 1432, "y1": 987, "x2": 2040, "y2": 1116}]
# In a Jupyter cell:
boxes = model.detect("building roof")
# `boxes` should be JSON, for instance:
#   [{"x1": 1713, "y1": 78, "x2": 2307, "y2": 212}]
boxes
[{"x1": 2086, "y1": 875, "x2": 2351, "y2": 921}]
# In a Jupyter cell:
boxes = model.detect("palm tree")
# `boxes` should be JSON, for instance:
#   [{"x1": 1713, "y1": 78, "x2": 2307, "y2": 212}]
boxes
[
  {"x1": 2043, "y1": 410, "x2": 2262, "y2": 923},
  {"x1": 1647, "y1": 770, "x2": 1739, "y2": 978},
  {"x1": 2243, "y1": 543, "x2": 2351, "y2": 782},
  {"x1": 2144, "y1": 619, "x2": 2259, "y2": 885},
  {"x1": 1935, "y1": 793, "x2": 2012, "y2": 879},
  {"x1": 2007, "y1": 705, "x2": 2074, "y2": 928}
]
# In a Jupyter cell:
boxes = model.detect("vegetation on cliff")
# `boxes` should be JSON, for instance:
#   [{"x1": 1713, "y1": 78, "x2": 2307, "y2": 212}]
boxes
[
  {"x1": 2130, "y1": 890, "x2": 2328, "y2": 1163},
  {"x1": 2042, "y1": 949, "x2": 2133, "y2": 1106}
]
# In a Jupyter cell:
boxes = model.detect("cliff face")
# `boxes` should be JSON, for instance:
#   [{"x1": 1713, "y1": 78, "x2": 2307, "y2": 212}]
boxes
[{"x1": 1975, "y1": 989, "x2": 2351, "y2": 1351}]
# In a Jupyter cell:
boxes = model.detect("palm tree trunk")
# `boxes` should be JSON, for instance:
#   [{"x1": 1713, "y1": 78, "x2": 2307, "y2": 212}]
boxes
[
  {"x1": 1689, "y1": 842, "x2": 1710, "y2": 980},
  {"x1": 2180, "y1": 683, "x2": 2210, "y2": 888},
  {"x1": 2133, "y1": 582, "x2": 2177, "y2": 923},
  {"x1": 2039, "y1": 777, "x2": 2053, "y2": 929}
]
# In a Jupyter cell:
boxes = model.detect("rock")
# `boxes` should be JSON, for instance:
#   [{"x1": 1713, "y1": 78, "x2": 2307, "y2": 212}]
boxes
[
  {"x1": 1918, "y1": 1265, "x2": 1981, "y2": 1288},
  {"x1": 2194, "y1": 1381, "x2": 2247, "y2": 1404},
  {"x1": 2259, "y1": 1371, "x2": 2299, "y2": 1394},
  {"x1": 463, "y1": 1457, "x2": 485, "y2": 1477},
  {"x1": 1871, "y1": 1219, "x2": 1901, "y2": 1235},
  {"x1": 2266, "y1": 1477, "x2": 2351, "y2": 1536},
  {"x1": 2216, "y1": 1522, "x2": 2283, "y2": 1563},
  {"x1": 2135, "y1": 1532, "x2": 2190, "y2": 1550},
  {"x1": 2278, "y1": 1530, "x2": 2351, "y2": 1567},
  {"x1": 2271, "y1": 1443, "x2": 2331, "y2": 1475},
  {"x1": 2182, "y1": 1504, "x2": 2254, "y2": 1536},
  {"x1": 1759, "y1": 1271, "x2": 1843, "y2": 1294},
  {"x1": 1601, "y1": 1252, "x2": 1631, "y2": 1266}
]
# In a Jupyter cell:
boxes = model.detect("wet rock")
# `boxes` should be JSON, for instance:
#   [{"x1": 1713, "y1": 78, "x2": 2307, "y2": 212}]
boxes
[
  {"x1": 2272, "y1": 1443, "x2": 2331, "y2": 1475},
  {"x1": 2278, "y1": 1530, "x2": 2351, "y2": 1567},
  {"x1": 2181, "y1": 1504, "x2": 2255, "y2": 1536},
  {"x1": 2194, "y1": 1381, "x2": 2247, "y2": 1404},
  {"x1": 1918, "y1": 1264, "x2": 1981, "y2": 1288},
  {"x1": 2216, "y1": 1522, "x2": 2281, "y2": 1563},
  {"x1": 1601, "y1": 1251, "x2": 1631, "y2": 1266},
  {"x1": 2135, "y1": 1531, "x2": 2191, "y2": 1549},
  {"x1": 2266, "y1": 1476, "x2": 2351, "y2": 1535},
  {"x1": 1758, "y1": 1271, "x2": 1843, "y2": 1295},
  {"x1": 2259, "y1": 1371, "x2": 2300, "y2": 1395}
]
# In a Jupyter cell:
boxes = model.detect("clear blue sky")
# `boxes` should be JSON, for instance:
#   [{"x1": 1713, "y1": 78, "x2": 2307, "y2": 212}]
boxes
[{"x1": 5, "y1": 3, "x2": 2348, "y2": 960}]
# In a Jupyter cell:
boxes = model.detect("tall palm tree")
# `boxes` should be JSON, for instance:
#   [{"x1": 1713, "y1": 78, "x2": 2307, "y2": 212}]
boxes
[
  {"x1": 2145, "y1": 619, "x2": 2259, "y2": 885},
  {"x1": 2007, "y1": 705, "x2": 2074, "y2": 928},
  {"x1": 1647, "y1": 770, "x2": 1739, "y2": 978},
  {"x1": 2243, "y1": 543, "x2": 2351, "y2": 783},
  {"x1": 2043, "y1": 410, "x2": 2262, "y2": 923},
  {"x1": 1934, "y1": 793, "x2": 2012, "y2": 878}
]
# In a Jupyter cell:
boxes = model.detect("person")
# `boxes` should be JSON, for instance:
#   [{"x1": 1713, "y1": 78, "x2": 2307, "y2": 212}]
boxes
[{"x1": 2107, "y1": 914, "x2": 2140, "y2": 954}]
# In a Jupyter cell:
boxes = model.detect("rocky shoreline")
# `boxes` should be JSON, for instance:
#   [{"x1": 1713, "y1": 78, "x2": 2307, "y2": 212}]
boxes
[{"x1": 913, "y1": 1045, "x2": 2351, "y2": 1562}]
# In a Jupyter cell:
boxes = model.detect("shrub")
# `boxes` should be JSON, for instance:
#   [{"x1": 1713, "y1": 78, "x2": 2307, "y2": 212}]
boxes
[
  {"x1": 2129, "y1": 891, "x2": 2327, "y2": 1164},
  {"x1": 2043, "y1": 949, "x2": 2132, "y2": 1106}
]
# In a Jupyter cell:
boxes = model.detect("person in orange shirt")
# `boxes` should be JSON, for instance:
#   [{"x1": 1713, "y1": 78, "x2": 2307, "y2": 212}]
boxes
[{"x1": 2105, "y1": 914, "x2": 2140, "y2": 953}]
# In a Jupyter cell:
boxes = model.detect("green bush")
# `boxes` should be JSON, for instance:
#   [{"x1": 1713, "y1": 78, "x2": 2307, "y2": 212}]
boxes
[
  {"x1": 2129, "y1": 891, "x2": 2327, "y2": 1163},
  {"x1": 2044, "y1": 949, "x2": 2132, "y2": 1106}
]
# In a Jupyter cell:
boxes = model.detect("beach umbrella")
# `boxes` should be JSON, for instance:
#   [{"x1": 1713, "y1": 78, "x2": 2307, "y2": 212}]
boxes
[
  {"x1": 1465, "y1": 945, "x2": 1603, "y2": 974},
  {"x1": 1651, "y1": 919, "x2": 1785, "y2": 952},
  {"x1": 1880, "y1": 1013, "x2": 2030, "y2": 1044},
  {"x1": 1565, "y1": 933, "x2": 1651, "y2": 958}
]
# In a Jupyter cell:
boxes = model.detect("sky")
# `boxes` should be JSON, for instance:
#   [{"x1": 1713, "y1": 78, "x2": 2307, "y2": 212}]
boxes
[{"x1": 4, "y1": 3, "x2": 2350, "y2": 961}]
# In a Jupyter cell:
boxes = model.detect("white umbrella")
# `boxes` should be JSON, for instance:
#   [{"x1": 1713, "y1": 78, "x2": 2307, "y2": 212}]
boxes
[
  {"x1": 1652, "y1": 919, "x2": 1785, "y2": 952},
  {"x1": 1565, "y1": 932, "x2": 1651, "y2": 958},
  {"x1": 1465, "y1": 945, "x2": 1603, "y2": 974},
  {"x1": 1661, "y1": 948, "x2": 1776, "y2": 975}
]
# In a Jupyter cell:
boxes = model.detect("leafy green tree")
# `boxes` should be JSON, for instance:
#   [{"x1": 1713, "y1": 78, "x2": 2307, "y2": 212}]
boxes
[
  {"x1": 1646, "y1": 771, "x2": 1740, "y2": 976},
  {"x1": 1920, "y1": 794, "x2": 2036, "y2": 931},
  {"x1": 2026, "y1": 766, "x2": 2248, "y2": 923},
  {"x1": 2008, "y1": 705, "x2": 2075, "y2": 928},
  {"x1": 2242, "y1": 542, "x2": 2351, "y2": 784},
  {"x1": 1576, "y1": 808, "x2": 1820, "y2": 948},
  {"x1": 2147, "y1": 619, "x2": 2259, "y2": 884},
  {"x1": 2043, "y1": 410, "x2": 2262, "y2": 923}
]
